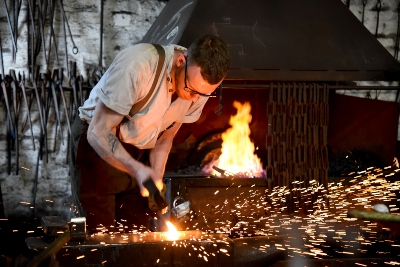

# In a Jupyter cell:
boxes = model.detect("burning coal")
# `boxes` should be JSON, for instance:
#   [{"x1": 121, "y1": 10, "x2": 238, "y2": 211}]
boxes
[{"x1": 203, "y1": 101, "x2": 265, "y2": 178}]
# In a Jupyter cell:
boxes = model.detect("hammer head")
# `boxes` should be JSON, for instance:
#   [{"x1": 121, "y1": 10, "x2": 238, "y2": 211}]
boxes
[{"x1": 142, "y1": 178, "x2": 167, "y2": 210}]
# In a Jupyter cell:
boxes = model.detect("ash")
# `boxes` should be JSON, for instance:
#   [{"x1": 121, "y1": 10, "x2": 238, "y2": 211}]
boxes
[{"x1": 174, "y1": 165, "x2": 206, "y2": 175}]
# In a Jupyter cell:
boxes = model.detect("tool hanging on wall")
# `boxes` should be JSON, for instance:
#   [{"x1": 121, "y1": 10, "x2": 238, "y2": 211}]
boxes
[
  {"x1": 40, "y1": 71, "x2": 50, "y2": 162},
  {"x1": 59, "y1": 0, "x2": 79, "y2": 76},
  {"x1": 56, "y1": 68, "x2": 71, "y2": 135},
  {"x1": 0, "y1": 31, "x2": 4, "y2": 78},
  {"x1": 47, "y1": 0, "x2": 60, "y2": 67},
  {"x1": 20, "y1": 76, "x2": 36, "y2": 150},
  {"x1": 394, "y1": 2, "x2": 400, "y2": 61},
  {"x1": 2, "y1": 0, "x2": 18, "y2": 57},
  {"x1": 361, "y1": 0, "x2": 368, "y2": 24},
  {"x1": 92, "y1": 0, "x2": 105, "y2": 83},
  {"x1": 35, "y1": 0, "x2": 48, "y2": 64},
  {"x1": 50, "y1": 69, "x2": 64, "y2": 150},
  {"x1": 99, "y1": 0, "x2": 104, "y2": 68},
  {"x1": 1, "y1": 78, "x2": 15, "y2": 175},
  {"x1": 10, "y1": 70, "x2": 21, "y2": 175},
  {"x1": 375, "y1": 0, "x2": 382, "y2": 38}
]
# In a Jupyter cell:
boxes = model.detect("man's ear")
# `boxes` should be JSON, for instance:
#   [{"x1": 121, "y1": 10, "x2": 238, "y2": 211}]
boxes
[{"x1": 176, "y1": 53, "x2": 186, "y2": 67}]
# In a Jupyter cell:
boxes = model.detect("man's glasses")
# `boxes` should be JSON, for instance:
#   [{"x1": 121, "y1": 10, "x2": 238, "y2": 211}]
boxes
[{"x1": 184, "y1": 58, "x2": 216, "y2": 97}]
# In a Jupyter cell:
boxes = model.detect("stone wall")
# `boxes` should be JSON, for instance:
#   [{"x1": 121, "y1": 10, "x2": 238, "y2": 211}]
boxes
[
  {"x1": 0, "y1": 0, "x2": 166, "y2": 221},
  {"x1": 0, "y1": 0, "x2": 399, "y2": 221}
]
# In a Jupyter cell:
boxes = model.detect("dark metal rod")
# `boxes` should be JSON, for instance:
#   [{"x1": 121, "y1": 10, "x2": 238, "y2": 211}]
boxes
[
  {"x1": 395, "y1": 2, "x2": 400, "y2": 60},
  {"x1": 99, "y1": 0, "x2": 104, "y2": 67},
  {"x1": 20, "y1": 81, "x2": 36, "y2": 150},
  {"x1": 57, "y1": 68, "x2": 72, "y2": 135},
  {"x1": 1, "y1": 81, "x2": 15, "y2": 135},
  {"x1": 50, "y1": 71, "x2": 63, "y2": 143},
  {"x1": 375, "y1": 0, "x2": 382, "y2": 37},
  {"x1": 47, "y1": 0, "x2": 59, "y2": 66},
  {"x1": 362, "y1": 0, "x2": 368, "y2": 24},
  {"x1": 2, "y1": 0, "x2": 18, "y2": 52},
  {"x1": 36, "y1": 0, "x2": 48, "y2": 63},
  {"x1": 6, "y1": 117, "x2": 12, "y2": 174},
  {"x1": 42, "y1": 73, "x2": 50, "y2": 162},
  {"x1": 0, "y1": 31, "x2": 4, "y2": 78},
  {"x1": 27, "y1": 0, "x2": 36, "y2": 38},
  {"x1": 60, "y1": 0, "x2": 69, "y2": 75},
  {"x1": 69, "y1": 61, "x2": 78, "y2": 108},
  {"x1": 77, "y1": 75, "x2": 84, "y2": 106},
  {"x1": 11, "y1": 79, "x2": 20, "y2": 175},
  {"x1": 26, "y1": 230, "x2": 71, "y2": 267},
  {"x1": 59, "y1": 0, "x2": 78, "y2": 54},
  {"x1": 33, "y1": 68, "x2": 45, "y2": 133}
]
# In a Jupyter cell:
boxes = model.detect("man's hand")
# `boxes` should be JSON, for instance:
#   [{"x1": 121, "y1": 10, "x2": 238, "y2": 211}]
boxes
[{"x1": 134, "y1": 164, "x2": 163, "y2": 197}]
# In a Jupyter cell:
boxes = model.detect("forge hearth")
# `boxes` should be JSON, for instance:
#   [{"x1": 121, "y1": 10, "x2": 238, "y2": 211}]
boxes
[{"x1": 167, "y1": 83, "x2": 330, "y2": 198}]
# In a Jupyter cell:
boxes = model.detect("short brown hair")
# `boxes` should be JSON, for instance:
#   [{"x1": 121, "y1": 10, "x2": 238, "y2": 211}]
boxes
[{"x1": 187, "y1": 35, "x2": 230, "y2": 85}]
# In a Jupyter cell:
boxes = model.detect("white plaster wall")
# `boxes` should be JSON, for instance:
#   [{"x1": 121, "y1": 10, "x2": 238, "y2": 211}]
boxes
[
  {"x1": 0, "y1": 0, "x2": 399, "y2": 221},
  {"x1": 0, "y1": 0, "x2": 166, "y2": 221}
]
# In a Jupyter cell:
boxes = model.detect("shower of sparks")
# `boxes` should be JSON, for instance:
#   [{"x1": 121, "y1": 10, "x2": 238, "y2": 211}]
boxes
[
  {"x1": 73, "y1": 166, "x2": 400, "y2": 264},
  {"x1": 176, "y1": 166, "x2": 399, "y2": 261}
]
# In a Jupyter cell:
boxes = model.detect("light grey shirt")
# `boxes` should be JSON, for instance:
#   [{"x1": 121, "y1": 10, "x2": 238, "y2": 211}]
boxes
[{"x1": 79, "y1": 43, "x2": 208, "y2": 149}]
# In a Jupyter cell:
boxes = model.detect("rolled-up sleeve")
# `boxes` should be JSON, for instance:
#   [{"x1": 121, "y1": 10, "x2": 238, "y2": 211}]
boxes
[{"x1": 97, "y1": 45, "x2": 155, "y2": 116}]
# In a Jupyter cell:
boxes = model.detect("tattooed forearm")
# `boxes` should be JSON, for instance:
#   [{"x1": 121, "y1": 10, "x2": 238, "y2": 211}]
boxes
[{"x1": 108, "y1": 134, "x2": 119, "y2": 153}]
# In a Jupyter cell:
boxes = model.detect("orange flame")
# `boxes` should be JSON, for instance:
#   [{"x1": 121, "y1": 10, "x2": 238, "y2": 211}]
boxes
[
  {"x1": 165, "y1": 221, "x2": 178, "y2": 240},
  {"x1": 203, "y1": 101, "x2": 265, "y2": 178}
]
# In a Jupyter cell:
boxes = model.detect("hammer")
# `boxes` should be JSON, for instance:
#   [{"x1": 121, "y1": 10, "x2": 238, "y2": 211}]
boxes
[
  {"x1": 142, "y1": 178, "x2": 171, "y2": 232},
  {"x1": 142, "y1": 178, "x2": 167, "y2": 210}
]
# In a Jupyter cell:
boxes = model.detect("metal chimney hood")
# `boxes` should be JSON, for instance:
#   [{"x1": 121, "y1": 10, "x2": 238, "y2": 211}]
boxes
[{"x1": 141, "y1": 0, "x2": 400, "y2": 82}]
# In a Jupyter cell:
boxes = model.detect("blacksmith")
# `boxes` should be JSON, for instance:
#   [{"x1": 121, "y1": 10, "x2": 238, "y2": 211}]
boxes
[{"x1": 70, "y1": 35, "x2": 230, "y2": 232}]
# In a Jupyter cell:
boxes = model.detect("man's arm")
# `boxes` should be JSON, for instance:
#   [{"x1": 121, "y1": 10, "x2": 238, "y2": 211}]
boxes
[
  {"x1": 149, "y1": 122, "x2": 182, "y2": 181},
  {"x1": 87, "y1": 100, "x2": 156, "y2": 196}
]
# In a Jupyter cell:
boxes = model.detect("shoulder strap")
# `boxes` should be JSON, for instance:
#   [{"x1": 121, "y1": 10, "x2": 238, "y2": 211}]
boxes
[{"x1": 122, "y1": 43, "x2": 166, "y2": 124}]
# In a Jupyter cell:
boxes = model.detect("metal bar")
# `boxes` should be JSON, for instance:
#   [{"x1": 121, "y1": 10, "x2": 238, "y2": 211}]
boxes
[
  {"x1": 395, "y1": 2, "x2": 400, "y2": 60},
  {"x1": 375, "y1": 0, "x2": 382, "y2": 37},
  {"x1": 40, "y1": 72, "x2": 50, "y2": 162},
  {"x1": 2, "y1": 0, "x2": 18, "y2": 52},
  {"x1": 1, "y1": 80, "x2": 15, "y2": 134},
  {"x1": 32, "y1": 67, "x2": 45, "y2": 133},
  {"x1": 75, "y1": 75, "x2": 83, "y2": 106},
  {"x1": 99, "y1": 0, "x2": 104, "y2": 67},
  {"x1": 59, "y1": 0, "x2": 78, "y2": 54},
  {"x1": 26, "y1": 230, "x2": 71, "y2": 267},
  {"x1": 36, "y1": 0, "x2": 48, "y2": 63},
  {"x1": 47, "y1": 0, "x2": 59, "y2": 66},
  {"x1": 6, "y1": 117, "x2": 12, "y2": 174},
  {"x1": 20, "y1": 80, "x2": 36, "y2": 150},
  {"x1": 50, "y1": 70, "x2": 63, "y2": 145},
  {"x1": 362, "y1": 0, "x2": 368, "y2": 25},
  {"x1": 27, "y1": 0, "x2": 36, "y2": 38},
  {"x1": 59, "y1": 0, "x2": 69, "y2": 75},
  {"x1": 1, "y1": 80, "x2": 15, "y2": 175},
  {"x1": 57, "y1": 68, "x2": 71, "y2": 135},
  {"x1": 0, "y1": 31, "x2": 4, "y2": 78},
  {"x1": 69, "y1": 61, "x2": 78, "y2": 109},
  {"x1": 10, "y1": 76, "x2": 20, "y2": 175}
]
